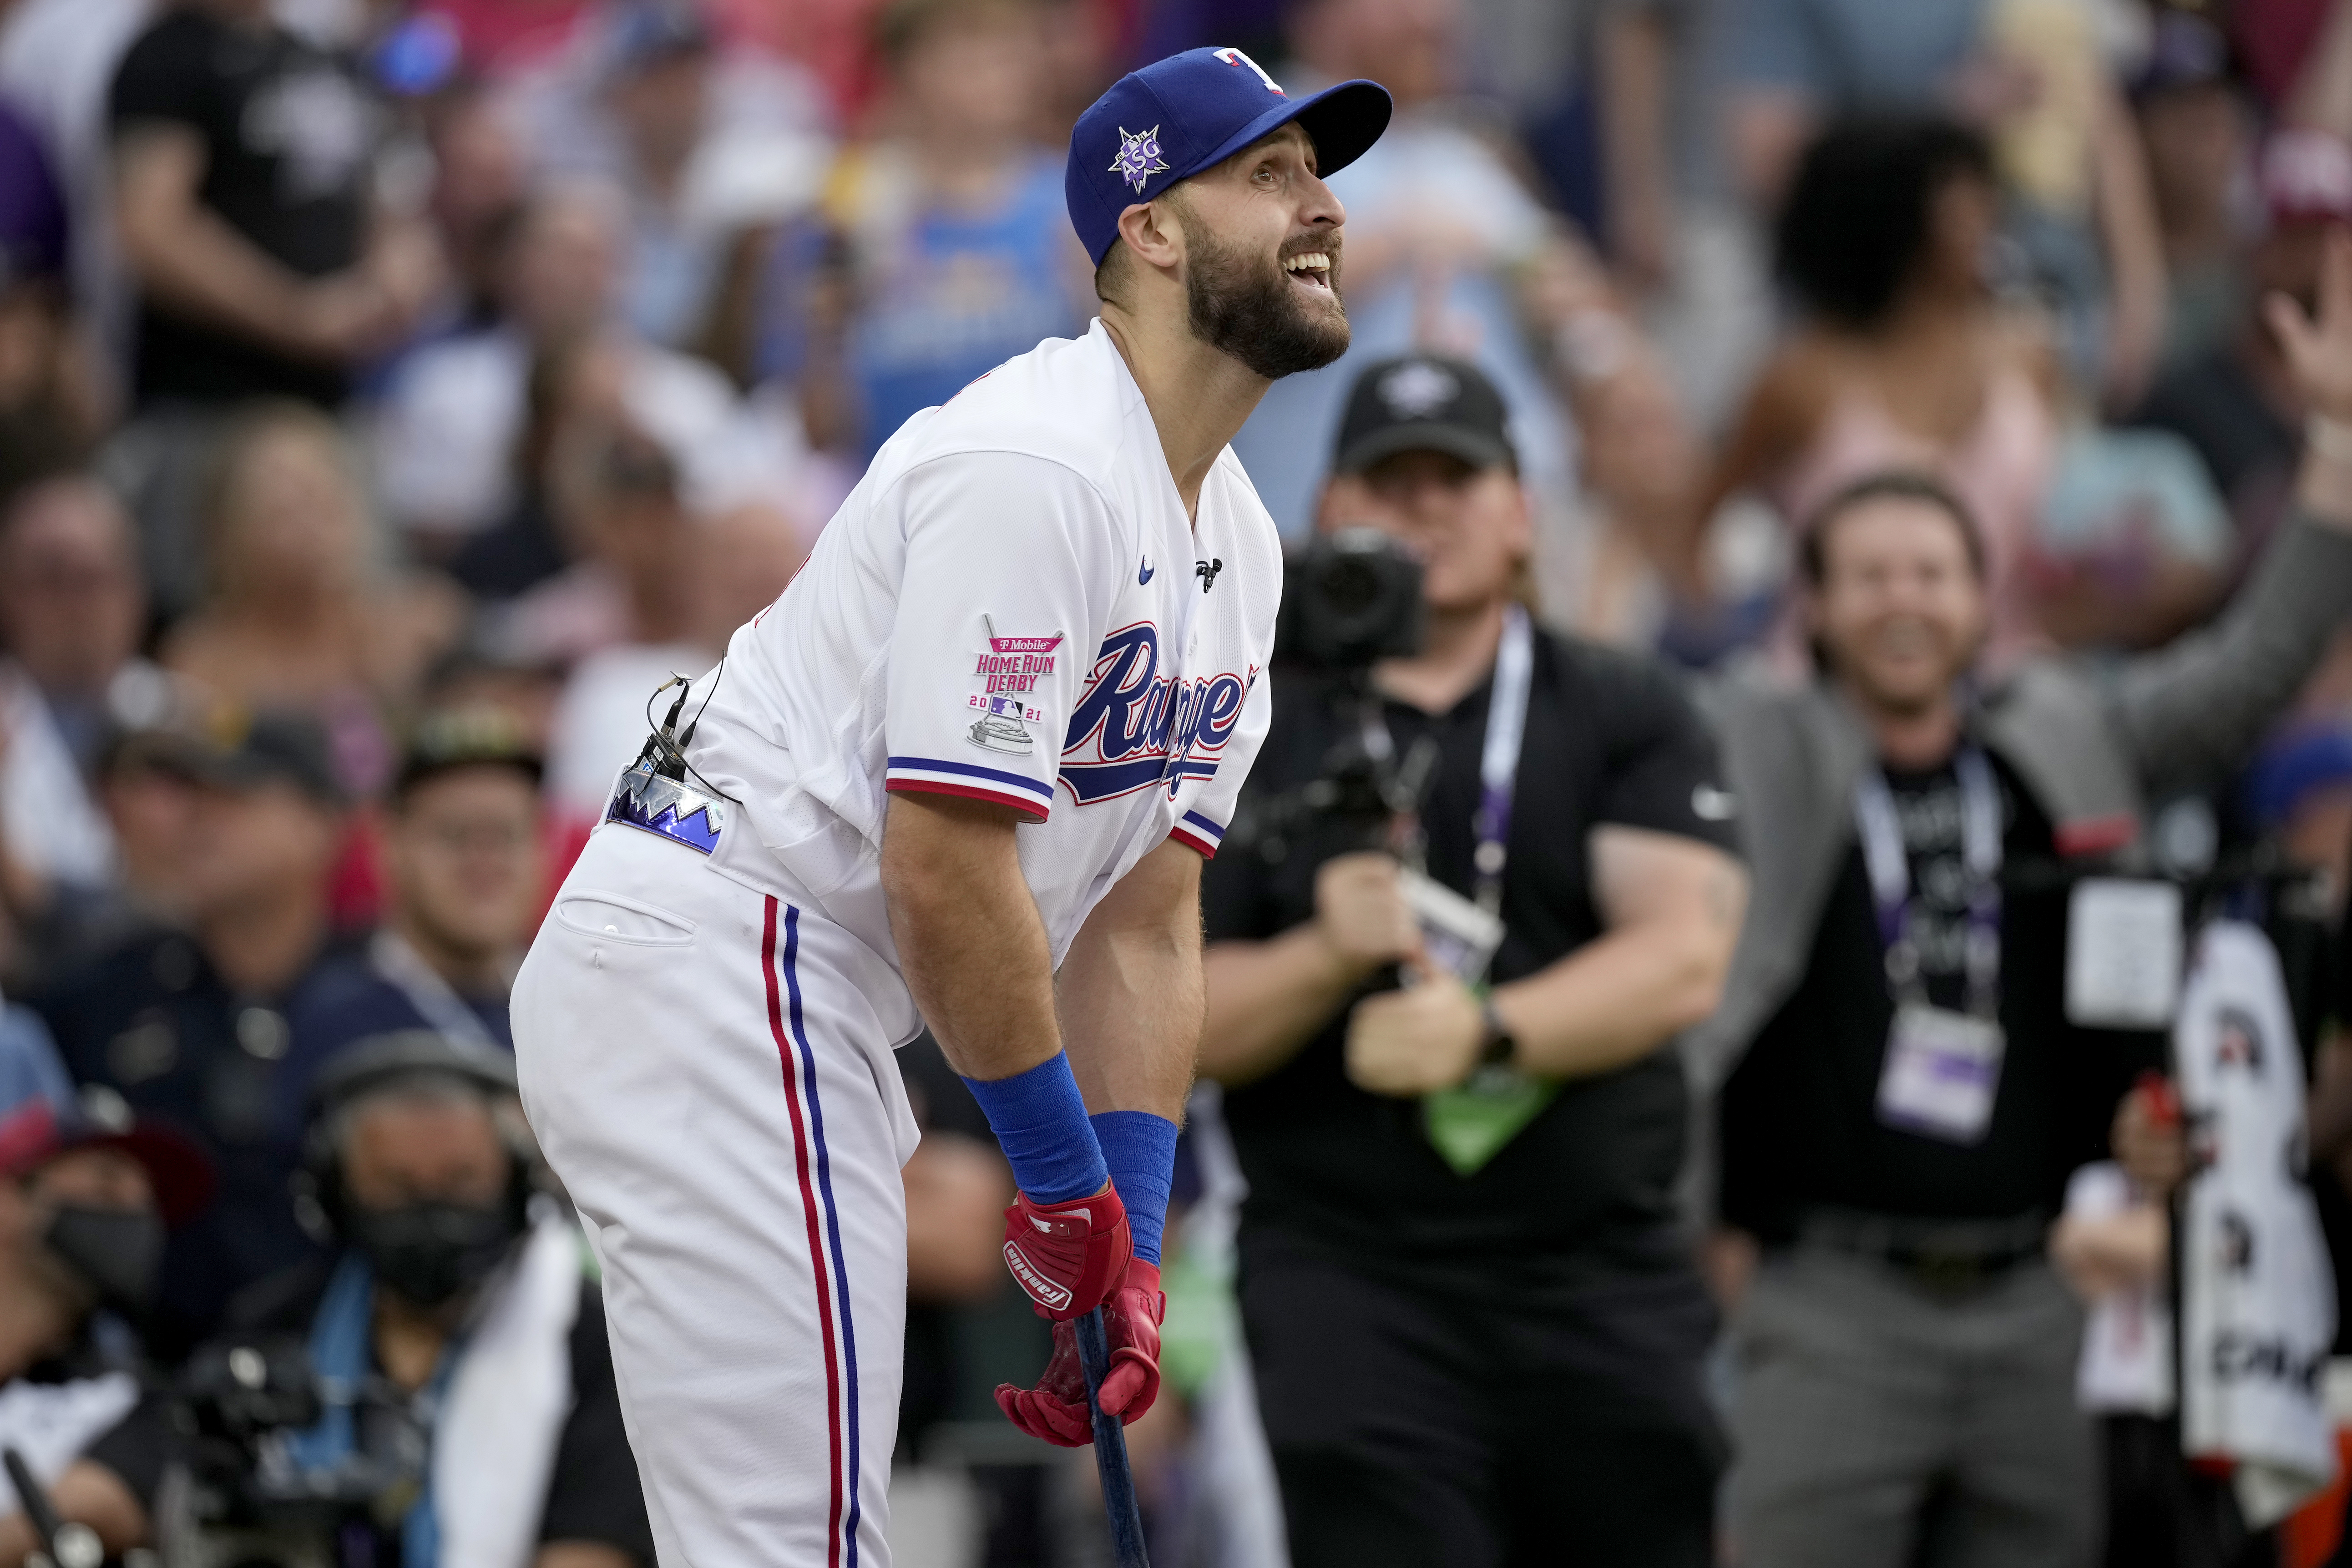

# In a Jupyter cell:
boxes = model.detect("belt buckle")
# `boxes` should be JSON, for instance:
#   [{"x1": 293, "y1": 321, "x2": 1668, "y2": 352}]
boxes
[{"x1": 607, "y1": 763, "x2": 727, "y2": 855}]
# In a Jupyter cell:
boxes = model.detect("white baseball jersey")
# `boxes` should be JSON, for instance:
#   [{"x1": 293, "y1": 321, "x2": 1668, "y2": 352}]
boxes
[{"x1": 682, "y1": 317, "x2": 1282, "y2": 973}]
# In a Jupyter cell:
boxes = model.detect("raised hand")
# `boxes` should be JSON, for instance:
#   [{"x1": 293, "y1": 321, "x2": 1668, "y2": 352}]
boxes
[{"x1": 2267, "y1": 226, "x2": 2352, "y2": 427}]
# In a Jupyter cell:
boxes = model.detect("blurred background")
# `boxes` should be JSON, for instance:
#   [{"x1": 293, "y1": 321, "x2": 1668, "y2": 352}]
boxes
[{"x1": 6, "y1": 0, "x2": 2352, "y2": 1561}]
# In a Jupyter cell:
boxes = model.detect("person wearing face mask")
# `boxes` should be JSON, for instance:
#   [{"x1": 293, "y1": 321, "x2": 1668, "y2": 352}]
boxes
[
  {"x1": 217, "y1": 1032, "x2": 652, "y2": 1568},
  {"x1": 0, "y1": 1002, "x2": 215, "y2": 1561},
  {"x1": 1692, "y1": 233, "x2": 2352, "y2": 1567}
]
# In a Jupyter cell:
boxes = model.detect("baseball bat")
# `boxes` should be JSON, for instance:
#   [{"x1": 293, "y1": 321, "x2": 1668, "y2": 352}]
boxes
[{"x1": 1073, "y1": 1306, "x2": 1151, "y2": 1567}]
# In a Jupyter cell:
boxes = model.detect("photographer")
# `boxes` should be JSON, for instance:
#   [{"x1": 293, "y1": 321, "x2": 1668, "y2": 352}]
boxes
[
  {"x1": 0, "y1": 1007, "x2": 213, "y2": 1559},
  {"x1": 214, "y1": 1032, "x2": 651, "y2": 1568},
  {"x1": 1199, "y1": 354, "x2": 1749, "y2": 1568}
]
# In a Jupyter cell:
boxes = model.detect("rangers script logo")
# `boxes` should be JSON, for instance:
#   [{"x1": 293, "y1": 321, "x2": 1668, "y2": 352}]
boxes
[{"x1": 1060, "y1": 622, "x2": 1252, "y2": 803}]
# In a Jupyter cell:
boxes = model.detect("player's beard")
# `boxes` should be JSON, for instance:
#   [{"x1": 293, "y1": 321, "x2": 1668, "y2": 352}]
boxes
[{"x1": 1177, "y1": 209, "x2": 1350, "y2": 379}]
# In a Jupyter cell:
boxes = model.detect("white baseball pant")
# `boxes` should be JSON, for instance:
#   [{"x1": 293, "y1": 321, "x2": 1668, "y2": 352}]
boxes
[{"x1": 514, "y1": 821, "x2": 922, "y2": 1568}]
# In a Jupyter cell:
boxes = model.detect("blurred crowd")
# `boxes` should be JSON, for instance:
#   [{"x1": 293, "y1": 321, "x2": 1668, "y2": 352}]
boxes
[{"x1": 7, "y1": 0, "x2": 2352, "y2": 1559}]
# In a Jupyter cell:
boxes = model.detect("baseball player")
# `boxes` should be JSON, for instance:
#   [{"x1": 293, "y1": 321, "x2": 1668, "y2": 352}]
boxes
[{"x1": 511, "y1": 48, "x2": 1390, "y2": 1568}]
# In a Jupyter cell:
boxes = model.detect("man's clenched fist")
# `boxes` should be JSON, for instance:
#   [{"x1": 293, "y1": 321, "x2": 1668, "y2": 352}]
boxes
[
  {"x1": 996, "y1": 1258, "x2": 1165, "y2": 1445},
  {"x1": 1345, "y1": 964, "x2": 1484, "y2": 1096},
  {"x1": 1001, "y1": 1184, "x2": 1131, "y2": 1320}
]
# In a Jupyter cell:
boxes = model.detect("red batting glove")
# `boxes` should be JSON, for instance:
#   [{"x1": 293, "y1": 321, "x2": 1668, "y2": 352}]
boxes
[
  {"x1": 1001, "y1": 1184, "x2": 1131, "y2": 1321},
  {"x1": 995, "y1": 1258, "x2": 1164, "y2": 1447}
]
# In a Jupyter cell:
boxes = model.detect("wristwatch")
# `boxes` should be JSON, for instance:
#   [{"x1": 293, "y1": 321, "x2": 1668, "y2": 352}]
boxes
[{"x1": 1477, "y1": 996, "x2": 1517, "y2": 1068}]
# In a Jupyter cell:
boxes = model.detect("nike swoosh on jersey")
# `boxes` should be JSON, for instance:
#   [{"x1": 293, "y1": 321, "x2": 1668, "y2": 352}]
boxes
[{"x1": 1138, "y1": 557, "x2": 1155, "y2": 584}]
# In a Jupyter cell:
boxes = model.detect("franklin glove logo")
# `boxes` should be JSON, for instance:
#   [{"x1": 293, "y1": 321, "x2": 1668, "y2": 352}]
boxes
[{"x1": 1003, "y1": 1239, "x2": 1074, "y2": 1312}]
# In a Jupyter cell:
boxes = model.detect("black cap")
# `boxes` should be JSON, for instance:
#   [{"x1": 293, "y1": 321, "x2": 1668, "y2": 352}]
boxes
[
  {"x1": 1331, "y1": 353, "x2": 1517, "y2": 477},
  {"x1": 117, "y1": 705, "x2": 344, "y2": 807},
  {"x1": 394, "y1": 707, "x2": 545, "y2": 800}
]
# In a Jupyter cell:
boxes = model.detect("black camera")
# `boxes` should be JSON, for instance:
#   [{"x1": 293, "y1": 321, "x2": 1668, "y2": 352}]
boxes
[
  {"x1": 1275, "y1": 528, "x2": 1425, "y2": 673},
  {"x1": 168, "y1": 1334, "x2": 430, "y2": 1562},
  {"x1": 1229, "y1": 529, "x2": 1436, "y2": 863}
]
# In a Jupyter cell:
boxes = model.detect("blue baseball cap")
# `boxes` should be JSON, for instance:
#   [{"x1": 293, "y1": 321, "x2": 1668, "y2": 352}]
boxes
[{"x1": 1066, "y1": 47, "x2": 1391, "y2": 267}]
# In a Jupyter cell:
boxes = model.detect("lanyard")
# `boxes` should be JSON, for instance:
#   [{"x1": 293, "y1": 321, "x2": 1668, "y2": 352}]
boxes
[
  {"x1": 1470, "y1": 605, "x2": 1534, "y2": 916},
  {"x1": 1853, "y1": 746, "x2": 2003, "y2": 1019},
  {"x1": 1369, "y1": 604, "x2": 1534, "y2": 915}
]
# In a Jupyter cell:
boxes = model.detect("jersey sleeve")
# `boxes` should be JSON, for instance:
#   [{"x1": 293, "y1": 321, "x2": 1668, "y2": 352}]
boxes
[
  {"x1": 883, "y1": 452, "x2": 1124, "y2": 821},
  {"x1": 1168, "y1": 660, "x2": 1270, "y2": 857}
]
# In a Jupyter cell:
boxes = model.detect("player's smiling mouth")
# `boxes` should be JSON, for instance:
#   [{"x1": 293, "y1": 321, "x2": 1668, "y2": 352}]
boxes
[{"x1": 1282, "y1": 251, "x2": 1333, "y2": 292}]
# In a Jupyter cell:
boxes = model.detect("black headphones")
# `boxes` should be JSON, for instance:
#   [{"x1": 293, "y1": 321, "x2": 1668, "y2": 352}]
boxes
[{"x1": 293, "y1": 1030, "x2": 534, "y2": 1244}]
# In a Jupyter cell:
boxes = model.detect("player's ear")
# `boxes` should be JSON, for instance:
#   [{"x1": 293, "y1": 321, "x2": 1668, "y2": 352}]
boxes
[{"x1": 1116, "y1": 197, "x2": 1184, "y2": 278}]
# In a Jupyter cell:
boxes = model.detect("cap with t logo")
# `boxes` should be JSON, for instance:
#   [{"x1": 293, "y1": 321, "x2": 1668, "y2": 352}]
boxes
[{"x1": 1065, "y1": 47, "x2": 1391, "y2": 267}]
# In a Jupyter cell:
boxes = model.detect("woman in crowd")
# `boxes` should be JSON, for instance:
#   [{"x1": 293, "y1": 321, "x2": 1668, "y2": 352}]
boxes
[
  {"x1": 1681, "y1": 115, "x2": 2063, "y2": 669},
  {"x1": 162, "y1": 403, "x2": 463, "y2": 798}
]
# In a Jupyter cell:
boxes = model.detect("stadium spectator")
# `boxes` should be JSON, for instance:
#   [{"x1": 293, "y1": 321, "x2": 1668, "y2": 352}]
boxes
[
  {"x1": 754, "y1": 0, "x2": 1088, "y2": 462},
  {"x1": 0, "y1": 1011, "x2": 215, "y2": 1558},
  {"x1": 1693, "y1": 228, "x2": 2352, "y2": 1566},
  {"x1": 1689, "y1": 116, "x2": 2114, "y2": 669},
  {"x1": 276, "y1": 711, "x2": 549, "y2": 1138},
  {"x1": 225, "y1": 1033, "x2": 654, "y2": 1568},
  {"x1": 162, "y1": 402, "x2": 464, "y2": 798},
  {"x1": 32, "y1": 709, "x2": 352, "y2": 1356},
  {"x1": 1229, "y1": 0, "x2": 1608, "y2": 533},
  {"x1": 0, "y1": 479, "x2": 166, "y2": 936},
  {"x1": 107, "y1": 0, "x2": 437, "y2": 413},
  {"x1": 1201, "y1": 354, "x2": 1748, "y2": 1567},
  {"x1": 2129, "y1": 11, "x2": 2255, "y2": 377},
  {"x1": 510, "y1": 0, "x2": 829, "y2": 362},
  {"x1": 2132, "y1": 129, "x2": 2349, "y2": 553},
  {"x1": 1721, "y1": 0, "x2": 2167, "y2": 406},
  {"x1": 375, "y1": 183, "x2": 627, "y2": 554},
  {"x1": 103, "y1": 0, "x2": 442, "y2": 608},
  {"x1": 421, "y1": 83, "x2": 532, "y2": 330}
]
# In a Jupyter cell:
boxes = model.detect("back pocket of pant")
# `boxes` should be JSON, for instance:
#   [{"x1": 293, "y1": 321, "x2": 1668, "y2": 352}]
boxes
[{"x1": 555, "y1": 891, "x2": 697, "y2": 946}]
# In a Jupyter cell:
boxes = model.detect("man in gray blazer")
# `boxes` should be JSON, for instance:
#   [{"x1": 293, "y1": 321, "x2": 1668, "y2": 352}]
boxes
[{"x1": 1695, "y1": 232, "x2": 2352, "y2": 1568}]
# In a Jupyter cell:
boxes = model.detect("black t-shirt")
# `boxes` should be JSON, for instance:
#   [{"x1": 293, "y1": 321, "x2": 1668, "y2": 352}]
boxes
[
  {"x1": 109, "y1": 7, "x2": 381, "y2": 407},
  {"x1": 229, "y1": 1257, "x2": 655, "y2": 1564},
  {"x1": 1201, "y1": 632, "x2": 1740, "y2": 1283},
  {"x1": 1718, "y1": 751, "x2": 2166, "y2": 1241}
]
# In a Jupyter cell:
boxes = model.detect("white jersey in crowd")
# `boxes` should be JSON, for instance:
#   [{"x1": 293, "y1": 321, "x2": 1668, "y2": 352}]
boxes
[{"x1": 679, "y1": 317, "x2": 1282, "y2": 980}]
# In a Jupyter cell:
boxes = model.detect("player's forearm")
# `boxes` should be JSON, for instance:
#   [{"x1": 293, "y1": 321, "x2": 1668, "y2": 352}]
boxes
[
  {"x1": 1493, "y1": 915, "x2": 1733, "y2": 1081},
  {"x1": 1058, "y1": 841, "x2": 1203, "y2": 1122},
  {"x1": 881, "y1": 794, "x2": 1065, "y2": 1082},
  {"x1": 1199, "y1": 926, "x2": 1362, "y2": 1086}
]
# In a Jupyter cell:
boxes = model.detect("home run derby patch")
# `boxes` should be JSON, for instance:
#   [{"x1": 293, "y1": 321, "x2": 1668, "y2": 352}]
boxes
[{"x1": 966, "y1": 617, "x2": 1062, "y2": 755}]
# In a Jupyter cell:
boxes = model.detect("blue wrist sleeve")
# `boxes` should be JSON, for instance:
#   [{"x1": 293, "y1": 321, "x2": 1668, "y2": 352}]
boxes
[
  {"x1": 1090, "y1": 1110, "x2": 1179, "y2": 1265},
  {"x1": 961, "y1": 1053, "x2": 1106, "y2": 1205}
]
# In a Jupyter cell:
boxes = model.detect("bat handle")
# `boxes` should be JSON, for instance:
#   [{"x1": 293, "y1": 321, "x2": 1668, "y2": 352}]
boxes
[{"x1": 1073, "y1": 1306, "x2": 1152, "y2": 1567}]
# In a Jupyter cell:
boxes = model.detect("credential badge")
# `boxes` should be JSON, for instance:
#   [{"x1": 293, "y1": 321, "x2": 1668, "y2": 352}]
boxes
[{"x1": 1112, "y1": 126, "x2": 1170, "y2": 193}]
